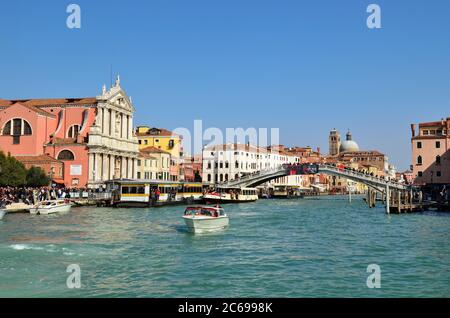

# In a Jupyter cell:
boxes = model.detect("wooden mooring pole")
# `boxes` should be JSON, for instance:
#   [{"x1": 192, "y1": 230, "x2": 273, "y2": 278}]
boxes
[{"x1": 386, "y1": 185, "x2": 390, "y2": 214}]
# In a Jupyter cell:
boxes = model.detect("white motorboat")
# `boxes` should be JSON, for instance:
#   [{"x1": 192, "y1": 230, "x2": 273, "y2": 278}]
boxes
[
  {"x1": 182, "y1": 206, "x2": 229, "y2": 233},
  {"x1": 0, "y1": 209, "x2": 6, "y2": 220},
  {"x1": 4, "y1": 202, "x2": 33, "y2": 213},
  {"x1": 29, "y1": 200, "x2": 72, "y2": 215}
]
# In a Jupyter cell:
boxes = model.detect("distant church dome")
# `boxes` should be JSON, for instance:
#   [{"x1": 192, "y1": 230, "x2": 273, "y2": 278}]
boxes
[{"x1": 339, "y1": 130, "x2": 359, "y2": 153}]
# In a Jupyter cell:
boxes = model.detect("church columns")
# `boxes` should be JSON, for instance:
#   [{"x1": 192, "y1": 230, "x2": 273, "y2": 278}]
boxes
[
  {"x1": 109, "y1": 155, "x2": 115, "y2": 180},
  {"x1": 110, "y1": 109, "x2": 116, "y2": 138},
  {"x1": 103, "y1": 108, "x2": 109, "y2": 135},
  {"x1": 88, "y1": 153, "x2": 94, "y2": 182},
  {"x1": 127, "y1": 157, "x2": 133, "y2": 179},
  {"x1": 122, "y1": 113, "x2": 127, "y2": 139},
  {"x1": 97, "y1": 108, "x2": 103, "y2": 131},
  {"x1": 103, "y1": 154, "x2": 109, "y2": 181},
  {"x1": 127, "y1": 115, "x2": 132, "y2": 140},
  {"x1": 96, "y1": 154, "x2": 103, "y2": 182},
  {"x1": 132, "y1": 158, "x2": 137, "y2": 179},
  {"x1": 121, "y1": 156, "x2": 127, "y2": 179}
]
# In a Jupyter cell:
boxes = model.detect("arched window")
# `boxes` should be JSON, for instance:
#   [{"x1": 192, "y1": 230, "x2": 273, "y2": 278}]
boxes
[
  {"x1": 23, "y1": 121, "x2": 32, "y2": 135},
  {"x1": 2, "y1": 121, "x2": 11, "y2": 135},
  {"x1": 2, "y1": 119, "x2": 32, "y2": 136},
  {"x1": 68, "y1": 125, "x2": 80, "y2": 138},
  {"x1": 436, "y1": 155, "x2": 441, "y2": 165},
  {"x1": 58, "y1": 150, "x2": 75, "y2": 161},
  {"x1": 207, "y1": 174, "x2": 211, "y2": 182},
  {"x1": 417, "y1": 156, "x2": 422, "y2": 165}
]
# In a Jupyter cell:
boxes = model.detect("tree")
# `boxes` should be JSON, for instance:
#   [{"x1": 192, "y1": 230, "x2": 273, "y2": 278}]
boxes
[
  {"x1": 26, "y1": 166, "x2": 50, "y2": 187},
  {"x1": 0, "y1": 151, "x2": 27, "y2": 186}
]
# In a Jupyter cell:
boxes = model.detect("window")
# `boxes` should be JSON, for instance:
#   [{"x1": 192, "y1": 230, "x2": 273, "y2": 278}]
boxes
[
  {"x1": 137, "y1": 172, "x2": 141, "y2": 179},
  {"x1": 417, "y1": 156, "x2": 422, "y2": 165},
  {"x1": 68, "y1": 125, "x2": 80, "y2": 138},
  {"x1": 57, "y1": 150, "x2": 75, "y2": 161},
  {"x1": 2, "y1": 119, "x2": 32, "y2": 136},
  {"x1": 436, "y1": 141, "x2": 441, "y2": 148},
  {"x1": 418, "y1": 171, "x2": 423, "y2": 177},
  {"x1": 436, "y1": 155, "x2": 441, "y2": 165},
  {"x1": 168, "y1": 139, "x2": 175, "y2": 148},
  {"x1": 436, "y1": 171, "x2": 442, "y2": 177},
  {"x1": 23, "y1": 121, "x2": 32, "y2": 135},
  {"x1": 13, "y1": 119, "x2": 21, "y2": 135},
  {"x1": 417, "y1": 142, "x2": 422, "y2": 149},
  {"x1": 2, "y1": 121, "x2": 11, "y2": 135}
]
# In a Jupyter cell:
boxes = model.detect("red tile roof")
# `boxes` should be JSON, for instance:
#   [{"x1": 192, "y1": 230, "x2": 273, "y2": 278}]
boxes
[
  {"x1": 135, "y1": 127, "x2": 178, "y2": 137},
  {"x1": 15, "y1": 155, "x2": 62, "y2": 164},
  {"x1": 0, "y1": 97, "x2": 97, "y2": 107},
  {"x1": 140, "y1": 146, "x2": 171, "y2": 155},
  {"x1": 4, "y1": 102, "x2": 57, "y2": 118}
]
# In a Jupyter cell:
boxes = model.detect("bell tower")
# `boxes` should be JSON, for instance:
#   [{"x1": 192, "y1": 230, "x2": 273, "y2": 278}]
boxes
[{"x1": 329, "y1": 129, "x2": 341, "y2": 156}]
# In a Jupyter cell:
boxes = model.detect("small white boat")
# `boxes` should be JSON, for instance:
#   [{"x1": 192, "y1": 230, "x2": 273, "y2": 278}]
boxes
[
  {"x1": 183, "y1": 206, "x2": 229, "y2": 233},
  {"x1": 0, "y1": 209, "x2": 6, "y2": 220},
  {"x1": 29, "y1": 200, "x2": 72, "y2": 215},
  {"x1": 5, "y1": 202, "x2": 33, "y2": 213}
]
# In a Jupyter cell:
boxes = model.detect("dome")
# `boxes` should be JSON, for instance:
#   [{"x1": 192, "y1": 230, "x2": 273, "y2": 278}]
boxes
[
  {"x1": 339, "y1": 140, "x2": 360, "y2": 152},
  {"x1": 339, "y1": 130, "x2": 359, "y2": 152}
]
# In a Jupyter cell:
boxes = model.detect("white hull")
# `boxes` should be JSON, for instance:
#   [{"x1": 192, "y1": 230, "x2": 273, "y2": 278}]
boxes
[
  {"x1": 0, "y1": 209, "x2": 6, "y2": 220},
  {"x1": 4, "y1": 203, "x2": 33, "y2": 213},
  {"x1": 30, "y1": 203, "x2": 72, "y2": 215},
  {"x1": 183, "y1": 215, "x2": 229, "y2": 233}
]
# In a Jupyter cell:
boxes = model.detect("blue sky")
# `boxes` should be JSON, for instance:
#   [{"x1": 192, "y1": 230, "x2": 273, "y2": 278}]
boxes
[{"x1": 1, "y1": 0, "x2": 449, "y2": 170}]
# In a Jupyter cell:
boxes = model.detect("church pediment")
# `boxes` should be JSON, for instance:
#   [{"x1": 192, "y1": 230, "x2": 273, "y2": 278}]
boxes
[{"x1": 97, "y1": 76, "x2": 135, "y2": 112}]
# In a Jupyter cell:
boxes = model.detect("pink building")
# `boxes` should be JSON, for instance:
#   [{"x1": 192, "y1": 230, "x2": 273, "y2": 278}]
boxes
[
  {"x1": 411, "y1": 118, "x2": 450, "y2": 185},
  {"x1": 0, "y1": 78, "x2": 140, "y2": 188}
]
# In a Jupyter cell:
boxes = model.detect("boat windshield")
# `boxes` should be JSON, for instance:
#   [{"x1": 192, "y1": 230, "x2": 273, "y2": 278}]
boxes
[{"x1": 184, "y1": 207, "x2": 224, "y2": 217}]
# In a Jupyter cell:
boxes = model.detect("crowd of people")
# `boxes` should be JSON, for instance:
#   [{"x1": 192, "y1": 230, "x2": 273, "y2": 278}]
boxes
[{"x1": 0, "y1": 186, "x2": 106, "y2": 207}]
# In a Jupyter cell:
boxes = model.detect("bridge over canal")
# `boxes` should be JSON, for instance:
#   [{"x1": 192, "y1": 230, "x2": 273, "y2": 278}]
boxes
[{"x1": 218, "y1": 164, "x2": 422, "y2": 214}]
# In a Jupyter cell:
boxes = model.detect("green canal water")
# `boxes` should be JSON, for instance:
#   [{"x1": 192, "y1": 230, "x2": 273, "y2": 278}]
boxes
[{"x1": 1, "y1": 196, "x2": 450, "y2": 298}]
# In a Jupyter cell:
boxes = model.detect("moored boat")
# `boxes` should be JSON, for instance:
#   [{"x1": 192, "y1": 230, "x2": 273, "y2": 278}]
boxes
[
  {"x1": 182, "y1": 206, "x2": 229, "y2": 233},
  {"x1": 272, "y1": 186, "x2": 305, "y2": 199},
  {"x1": 105, "y1": 180, "x2": 204, "y2": 208},
  {"x1": 4, "y1": 202, "x2": 33, "y2": 213},
  {"x1": 202, "y1": 187, "x2": 258, "y2": 204},
  {"x1": 29, "y1": 200, "x2": 72, "y2": 215}
]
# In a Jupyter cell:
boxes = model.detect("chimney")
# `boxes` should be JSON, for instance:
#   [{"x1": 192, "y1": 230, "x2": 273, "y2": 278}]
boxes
[{"x1": 410, "y1": 124, "x2": 416, "y2": 138}]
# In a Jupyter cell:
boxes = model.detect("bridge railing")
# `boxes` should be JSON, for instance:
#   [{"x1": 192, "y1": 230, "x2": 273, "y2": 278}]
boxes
[
  {"x1": 319, "y1": 164, "x2": 409, "y2": 190},
  {"x1": 217, "y1": 165, "x2": 287, "y2": 186}
]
